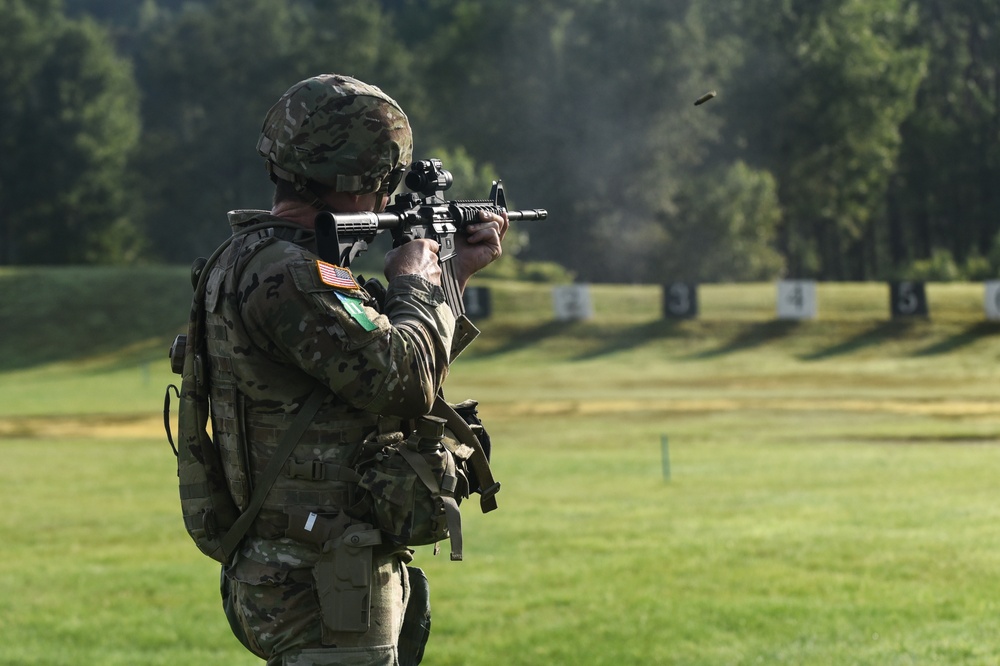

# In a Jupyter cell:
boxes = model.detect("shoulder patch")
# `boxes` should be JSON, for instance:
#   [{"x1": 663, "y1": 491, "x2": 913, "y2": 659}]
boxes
[
  {"x1": 334, "y1": 292, "x2": 379, "y2": 332},
  {"x1": 317, "y1": 260, "x2": 360, "y2": 290},
  {"x1": 286, "y1": 260, "x2": 385, "y2": 344}
]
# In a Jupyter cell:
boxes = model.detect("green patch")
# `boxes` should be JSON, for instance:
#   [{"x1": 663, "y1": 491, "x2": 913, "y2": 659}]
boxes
[{"x1": 335, "y1": 292, "x2": 378, "y2": 331}]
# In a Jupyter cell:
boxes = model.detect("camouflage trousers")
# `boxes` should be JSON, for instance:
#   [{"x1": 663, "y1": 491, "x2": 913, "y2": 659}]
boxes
[{"x1": 223, "y1": 551, "x2": 429, "y2": 665}]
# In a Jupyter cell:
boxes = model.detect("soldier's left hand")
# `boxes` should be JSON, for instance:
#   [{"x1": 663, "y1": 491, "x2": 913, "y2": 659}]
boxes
[{"x1": 454, "y1": 210, "x2": 509, "y2": 291}]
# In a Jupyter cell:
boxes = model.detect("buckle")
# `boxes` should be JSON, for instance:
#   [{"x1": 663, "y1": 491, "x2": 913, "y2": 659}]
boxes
[
  {"x1": 286, "y1": 459, "x2": 326, "y2": 481},
  {"x1": 480, "y1": 481, "x2": 501, "y2": 499}
]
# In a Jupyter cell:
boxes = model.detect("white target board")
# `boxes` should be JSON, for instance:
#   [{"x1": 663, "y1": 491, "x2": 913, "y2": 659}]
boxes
[
  {"x1": 552, "y1": 284, "x2": 593, "y2": 321},
  {"x1": 776, "y1": 280, "x2": 817, "y2": 319},
  {"x1": 985, "y1": 281, "x2": 1000, "y2": 320}
]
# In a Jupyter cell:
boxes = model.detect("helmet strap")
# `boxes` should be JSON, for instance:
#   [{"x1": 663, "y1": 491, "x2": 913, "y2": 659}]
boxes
[
  {"x1": 267, "y1": 161, "x2": 334, "y2": 212},
  {"x1": 296, "y1": 181, "x2": 334, "y2": 213}
]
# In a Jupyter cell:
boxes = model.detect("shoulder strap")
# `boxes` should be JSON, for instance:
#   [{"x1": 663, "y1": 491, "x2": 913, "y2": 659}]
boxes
[{"x1": 219, "y1": 386, "x2": 327, "y2": 561}]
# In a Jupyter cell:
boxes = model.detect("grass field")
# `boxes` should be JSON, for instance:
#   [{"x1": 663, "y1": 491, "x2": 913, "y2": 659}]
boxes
[{"x1": 2, "y1": 268, "x2": 1000, "y2": 664}]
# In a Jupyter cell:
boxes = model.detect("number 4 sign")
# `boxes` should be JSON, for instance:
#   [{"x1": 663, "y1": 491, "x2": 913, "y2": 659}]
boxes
[{"x1": 776, "y1": 280, "x2": 817, "y2": 320}]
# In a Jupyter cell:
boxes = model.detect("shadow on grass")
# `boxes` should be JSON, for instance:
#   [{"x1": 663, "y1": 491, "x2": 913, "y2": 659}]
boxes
[
  {"x1": 799, "y1": 320, "x2": 918, "y2": 360},
  {"x1": 0, "y1": 334, "x2": 179, "y2": 374},
  {"x1": 77, "y1": 335, "x2": 180, "y2": 375},
  {"x1": 685, "y1": 320, "x2": 802, "y2": 359},
  {"x1": 0, "y1": 267, "x2": 190, "y2": 373},
  {"x1": 911, "y1": 321, "x2": 1000, "y2": 357},
  {"x1": 474, "y1": 320, "x2": 580, "y2": 357},
  {"x1": 799, "y1": 319, "x2": 1000, "y2": 360},
  {"x1": 851, "y1": 433, "x2": 1000, "y2": 445},
  {"x1": 572, "y1": 320, "x2": 686, "y2": 360}
]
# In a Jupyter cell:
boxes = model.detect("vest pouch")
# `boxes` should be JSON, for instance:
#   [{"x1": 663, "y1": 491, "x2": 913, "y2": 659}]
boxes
[
  {"x1": 357, "y1": 417, "x2": 469, "y2": 555},
  {"x1": 175, "y1": 334, "x2": 241, "y2": 564}
]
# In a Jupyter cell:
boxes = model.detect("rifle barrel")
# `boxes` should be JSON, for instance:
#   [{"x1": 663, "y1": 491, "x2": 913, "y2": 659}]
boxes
[
  {"x1": 507, "y1": 209, "x2": 547, "y2": 221},
  {"x1": 326, "y1": 207, "x2": 547, "y2": 231}
]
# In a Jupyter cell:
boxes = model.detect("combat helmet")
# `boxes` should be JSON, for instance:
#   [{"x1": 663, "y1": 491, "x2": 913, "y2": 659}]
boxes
[{"x1": 257, "y1": 74, "x2": 412, "y2": 198}]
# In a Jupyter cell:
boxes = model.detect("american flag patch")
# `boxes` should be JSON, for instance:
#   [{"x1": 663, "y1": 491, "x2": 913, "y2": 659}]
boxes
[{"x1": 317, "y1": 260, "x2": 359, "y2": 290}]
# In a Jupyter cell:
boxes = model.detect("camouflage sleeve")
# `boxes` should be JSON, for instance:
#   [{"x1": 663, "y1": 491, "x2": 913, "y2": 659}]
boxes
[{"x1": 239, "y1": 243, "x2": 455, "y2": 417}]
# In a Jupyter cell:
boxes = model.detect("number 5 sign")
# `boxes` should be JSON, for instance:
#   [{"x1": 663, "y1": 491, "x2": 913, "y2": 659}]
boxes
[{"x1": 889, "y1": 281, "x2": 929, "y2": 318}]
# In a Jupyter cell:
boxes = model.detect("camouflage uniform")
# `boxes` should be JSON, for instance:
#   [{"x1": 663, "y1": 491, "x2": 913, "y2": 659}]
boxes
[
  {"x1": 209, "y1": 75, "x2": 472, "y2": 666},
  {"x1": 211, "y1": 211, "x2": 476, "y2": 665}
]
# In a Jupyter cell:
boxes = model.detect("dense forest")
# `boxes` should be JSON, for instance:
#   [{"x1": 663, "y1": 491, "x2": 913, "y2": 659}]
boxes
[{"x1": 1, "y1": 0, "x2": 998, "y2": 283}]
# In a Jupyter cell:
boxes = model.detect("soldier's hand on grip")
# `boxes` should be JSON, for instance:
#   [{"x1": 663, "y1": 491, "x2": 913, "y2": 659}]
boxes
[{"x1": 384, "y1": 239, "x2": 443, "y2": 285}]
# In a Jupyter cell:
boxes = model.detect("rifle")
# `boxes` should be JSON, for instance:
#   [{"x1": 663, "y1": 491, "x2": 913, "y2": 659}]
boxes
[{"x1": 314, "y1": 158, "x2": 547, "y2": 317}]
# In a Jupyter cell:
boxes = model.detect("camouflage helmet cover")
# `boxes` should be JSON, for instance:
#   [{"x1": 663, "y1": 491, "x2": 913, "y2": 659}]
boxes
[{"x1": 257, "y1": 74, "x2": 413, "y2": 194}]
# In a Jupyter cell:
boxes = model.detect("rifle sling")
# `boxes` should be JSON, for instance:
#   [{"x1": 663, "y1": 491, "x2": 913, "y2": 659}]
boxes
[
  {"x1": 219, "y1": 386, "x2": 326, "y2": 562},
  {"x1": 430, "y1": 396, "x2": 500, "y2": 513}
]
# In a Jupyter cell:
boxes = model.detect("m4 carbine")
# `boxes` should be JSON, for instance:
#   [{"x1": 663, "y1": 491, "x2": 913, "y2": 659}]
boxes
[{"x1": 314, "y1": 158, "x2": 547, "y2": 317}]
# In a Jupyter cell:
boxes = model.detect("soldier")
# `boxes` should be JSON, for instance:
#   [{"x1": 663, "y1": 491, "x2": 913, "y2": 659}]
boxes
[{"x1": 211, "y1": 74, "x2": 507, "y2": 665}]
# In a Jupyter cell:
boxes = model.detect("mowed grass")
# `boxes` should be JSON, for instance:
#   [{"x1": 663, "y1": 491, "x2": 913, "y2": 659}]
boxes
[
  {"x1": 2, "y1": 269, "x2": 1000, "y2": 664},
  {"x1": 419, "y1": 412, "x2": 1000, "y2": 665}
]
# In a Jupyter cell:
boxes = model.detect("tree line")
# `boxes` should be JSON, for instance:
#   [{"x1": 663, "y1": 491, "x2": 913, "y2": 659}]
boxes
[{"x1": 2, "y1": 0, "x2": 997, "y2": 283}]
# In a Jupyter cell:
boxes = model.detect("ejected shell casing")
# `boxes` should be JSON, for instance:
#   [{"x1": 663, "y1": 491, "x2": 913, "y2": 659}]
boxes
[{"x1": 694, "y1": 91, "x2": 717, "y2": 106}]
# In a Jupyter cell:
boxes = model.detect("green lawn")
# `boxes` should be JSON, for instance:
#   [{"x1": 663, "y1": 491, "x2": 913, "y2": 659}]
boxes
[{"x1": 2, "y1": 270, "x2": 1000, "y2": 664}]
